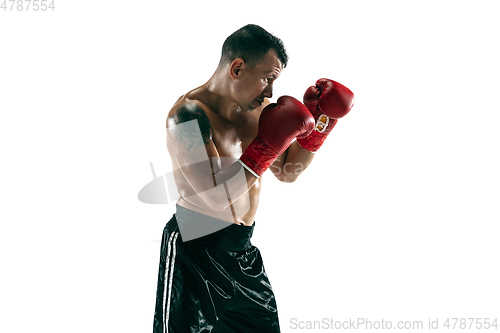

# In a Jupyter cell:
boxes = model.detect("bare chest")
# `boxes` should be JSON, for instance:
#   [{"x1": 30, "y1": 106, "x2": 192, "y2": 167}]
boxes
[{"x1": 210, "y1": 116, "x2": 258, "y2": 162}]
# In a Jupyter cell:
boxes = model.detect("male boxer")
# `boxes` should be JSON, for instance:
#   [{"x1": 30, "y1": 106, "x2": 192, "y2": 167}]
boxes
[{"x1": 153, "y1": 24, "x2": 354, "y2": 333}]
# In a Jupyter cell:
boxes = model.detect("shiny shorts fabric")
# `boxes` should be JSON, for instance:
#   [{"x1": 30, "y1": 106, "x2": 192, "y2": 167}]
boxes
[{"x1": 153, "y1": 205, "x2": 280, "y2": 333}]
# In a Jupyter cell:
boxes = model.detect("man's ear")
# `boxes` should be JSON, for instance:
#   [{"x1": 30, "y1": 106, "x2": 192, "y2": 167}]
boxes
[{"x1": 229, "y1": 58, "x2": 245, "y2": 80}]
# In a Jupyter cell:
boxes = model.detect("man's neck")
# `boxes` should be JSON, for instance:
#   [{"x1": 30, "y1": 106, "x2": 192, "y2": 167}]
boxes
[{"x1": 203, "y1": 69, "x2": 242, "y2": 122}]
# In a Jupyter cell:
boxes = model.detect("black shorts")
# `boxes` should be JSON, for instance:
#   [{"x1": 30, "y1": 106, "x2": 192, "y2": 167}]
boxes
[{"x1": 153, "y1": 205, "x2": 280, "y2": 333}]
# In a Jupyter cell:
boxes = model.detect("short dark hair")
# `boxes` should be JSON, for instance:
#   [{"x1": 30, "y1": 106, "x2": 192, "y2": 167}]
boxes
[{"x1": 219, "y1": 24, "x2": 288, "y2": 68}]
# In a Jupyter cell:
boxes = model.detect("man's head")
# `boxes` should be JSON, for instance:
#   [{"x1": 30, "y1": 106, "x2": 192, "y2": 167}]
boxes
[
  {"x1": 219, "y1": 24, "x2": 288, "y2": 69},
  {"x1": 218, "y1": 25, "x2": 288, "y2": 112}
]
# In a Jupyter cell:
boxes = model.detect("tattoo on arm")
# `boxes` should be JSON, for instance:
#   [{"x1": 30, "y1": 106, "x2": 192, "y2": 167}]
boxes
[{"x1": 168, "y1": 104, "x2": 213, "y2": 151}]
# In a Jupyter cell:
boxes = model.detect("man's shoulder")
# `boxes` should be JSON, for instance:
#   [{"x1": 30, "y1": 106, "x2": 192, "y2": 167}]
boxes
[
  {"x1": 168, "y1": 91, "x2": 209, "y2": 118},
  {"x1": 167, "y1": 95, "x2": 213, "y2": 144}
]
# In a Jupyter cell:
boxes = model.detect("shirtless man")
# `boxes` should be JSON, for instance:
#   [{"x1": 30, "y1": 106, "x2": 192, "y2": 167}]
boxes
[{"x1": 153, "y1": 24, "x2": 354, "y2": 333}]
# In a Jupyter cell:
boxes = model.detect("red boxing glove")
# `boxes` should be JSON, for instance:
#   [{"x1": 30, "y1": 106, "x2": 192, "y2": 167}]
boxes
[
  {"x1": 239, "y1": 96, "x2": 314, "y2": 177},
  {"x1": 296, "y1": 78, "x2": 355, "y2": 152}
]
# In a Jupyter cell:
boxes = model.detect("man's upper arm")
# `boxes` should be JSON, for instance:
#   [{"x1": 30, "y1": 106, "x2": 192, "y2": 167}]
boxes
[
  {"x1": 167, "y1": 103, "x2": 220, "y2": 191},
  {"x1": 168, "y1": 103, "x2": 213, "y2": 147}
]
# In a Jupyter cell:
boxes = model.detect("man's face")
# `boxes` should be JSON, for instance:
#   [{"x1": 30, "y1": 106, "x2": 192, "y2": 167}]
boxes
[{"x1": 232, "y1": 50, "x2": 283, "y2": 112}]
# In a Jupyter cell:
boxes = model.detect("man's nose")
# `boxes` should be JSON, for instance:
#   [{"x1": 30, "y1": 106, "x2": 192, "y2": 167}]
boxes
[{"x1": 263, "y1": 84, "x2": 273, "y2": 99}]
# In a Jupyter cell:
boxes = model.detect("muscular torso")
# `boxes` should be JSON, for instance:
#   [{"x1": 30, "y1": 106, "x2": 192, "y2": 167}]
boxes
[{"x1": 167, "y1": 86, "x2": 267, "y2": 226}]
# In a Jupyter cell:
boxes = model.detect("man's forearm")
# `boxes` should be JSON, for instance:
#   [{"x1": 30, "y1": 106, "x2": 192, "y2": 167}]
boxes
[
  {"x1": 271, "y1": 141, "x2": 315, "y2": 182},
  {"x1": 212, "y1": 161, "x2": 258, "y2": 207}
]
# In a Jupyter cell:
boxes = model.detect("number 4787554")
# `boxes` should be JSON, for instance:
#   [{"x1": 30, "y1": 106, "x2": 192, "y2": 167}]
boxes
[{"x1": 1, "y1": 0, "x2": 55, "y2": 11}]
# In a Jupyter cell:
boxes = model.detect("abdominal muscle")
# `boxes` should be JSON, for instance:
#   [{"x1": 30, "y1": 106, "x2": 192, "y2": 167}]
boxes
[
  {"x1": 174, "y1": 166, "x2": 262, "y2": 226},
  {"x1": 166, "y1": 138, "x2": 261, "y2": 226}
]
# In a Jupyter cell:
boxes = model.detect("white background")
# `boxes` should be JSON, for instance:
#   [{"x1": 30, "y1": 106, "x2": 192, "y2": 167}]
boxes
[{"x1": 1, "y1": 0, "x2": 499, "y2": 332}]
